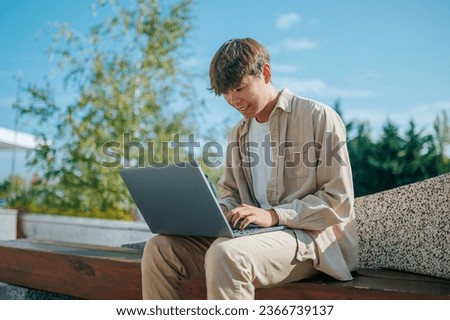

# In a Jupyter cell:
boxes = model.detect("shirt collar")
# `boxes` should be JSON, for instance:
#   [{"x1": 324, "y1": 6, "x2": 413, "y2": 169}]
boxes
[{"x1": 274, "y1": 88, "x2": 293, "y2": 113}]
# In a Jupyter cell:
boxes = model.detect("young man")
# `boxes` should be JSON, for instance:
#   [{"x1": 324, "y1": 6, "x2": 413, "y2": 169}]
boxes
[{"x1": 141, "y1": 38, "x2": 359, "y2": 299}]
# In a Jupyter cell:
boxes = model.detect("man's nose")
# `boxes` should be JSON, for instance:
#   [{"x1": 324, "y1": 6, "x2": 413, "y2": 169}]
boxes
[{"x1": 228, "y1": 93, "x2": 242, "y2": 106}]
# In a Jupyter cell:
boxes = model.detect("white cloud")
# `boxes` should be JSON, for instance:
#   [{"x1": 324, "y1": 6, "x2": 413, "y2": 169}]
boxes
[
  {"x1": 280, "y1": 38, "x2": 318, "y2": 51},
  {"x1": 181, "y1": 56, "x2": 202, "y2": 69},
  {"x1": 342, "y1": 100, "x2": 450, "y2": 141},
  {"x1": 412, "y1": 101, "x2": 450, "y2": 114},
  {"x1": 406, "y1": 101, "x2": 450, "y2": 132},
  {"x1": 271, "y1": 63, "x2": 303, "y2": 74},
  {"x1": 275, "y1": 77, "x2": 374, "y2": 98},
  {"x1": 269, "y1": 38, "x2": 319, "y2": 53},
  {"x1": 345, "y1": 71, "x2": 382, "y2": 86},
  {"x1": 276, "y1": 13, "x2": 301, "y2": 30},
  {"x1": 0, "y1": 96, "x2": 15, "y2": 108}
]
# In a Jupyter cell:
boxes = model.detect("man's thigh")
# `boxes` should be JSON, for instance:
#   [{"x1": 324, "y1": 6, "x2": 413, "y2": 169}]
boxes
[
  {"x1": 143, "y1": 234, "x2": 216, "y2": 278},
  {"x1": 207, "y1": 229, "x2": 318, "y2": 287}
]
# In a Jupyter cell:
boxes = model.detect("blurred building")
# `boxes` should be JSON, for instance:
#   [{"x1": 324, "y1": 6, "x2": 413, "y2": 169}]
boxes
[{"x1": 0, "y1": 127, "x2": 38, "y2": 182}]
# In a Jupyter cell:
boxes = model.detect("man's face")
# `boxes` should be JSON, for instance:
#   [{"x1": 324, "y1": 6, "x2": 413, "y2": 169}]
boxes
[{"x1": 223, "y1": 72, "x2": 270, "y2": 119}]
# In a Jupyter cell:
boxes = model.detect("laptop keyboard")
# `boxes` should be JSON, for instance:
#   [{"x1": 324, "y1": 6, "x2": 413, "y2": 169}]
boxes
[{"x1": 232, "y1": 226, "x2": 262, "y2": 237}]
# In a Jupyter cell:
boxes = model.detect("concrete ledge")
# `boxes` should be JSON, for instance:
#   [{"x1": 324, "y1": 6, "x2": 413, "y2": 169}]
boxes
[
  {"x1": 21, "y1": 213, "x2": 153, "y2": 247},
  {"x1": 0, "y1": 209, "x2": 17, "y2": 240}
]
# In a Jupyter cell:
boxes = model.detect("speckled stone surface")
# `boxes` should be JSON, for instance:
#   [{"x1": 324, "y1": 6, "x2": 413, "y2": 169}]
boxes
[
  {"x1": 0, "y1": 282, "x2": 79, "y2": 300},
  {"x1": 355, "y1": 173, "x2": 450, "y2": 279}
]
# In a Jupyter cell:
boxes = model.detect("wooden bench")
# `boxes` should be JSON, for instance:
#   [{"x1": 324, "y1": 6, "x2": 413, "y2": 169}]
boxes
[
  {"x1": 0, "y1": 239, "x2": 141, "y2": 299},
  {"x1": 1, "y1": 239, "x2": 449, "y2": 300}
]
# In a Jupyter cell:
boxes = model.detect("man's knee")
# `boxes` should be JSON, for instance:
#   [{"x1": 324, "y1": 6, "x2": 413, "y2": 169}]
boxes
[
  {"x1": 142, "y1": 235, "x2": 177, "y2": 266},
  {"x1": 205, "y1": 239, "x2": 248, "y2": 272},
  {"x1": 144, "y1": 235, "x2": 166, "y2": 254}
]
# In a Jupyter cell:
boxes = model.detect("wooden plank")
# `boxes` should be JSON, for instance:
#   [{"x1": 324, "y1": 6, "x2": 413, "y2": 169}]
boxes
[
  {"x1": 348, "y1": 269, "x2": 450, "y2": 297},
  {"x1": 182, "y1": 270, "x2": 450, "y2": 300},
  {"x1": 1, "y1": 240, "x2": 449, "y2": 300},
  {"x1": 0, "y1": 239, "x2": 143, "y2": 260},
  {"x1": 0, "y1": 240, "x2": 142, "y2": 299}
]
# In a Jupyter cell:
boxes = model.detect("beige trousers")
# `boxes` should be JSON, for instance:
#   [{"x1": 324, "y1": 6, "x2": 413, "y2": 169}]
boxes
[{"x1": 141, "y1": 229, "x2": 319, "y2": 300}]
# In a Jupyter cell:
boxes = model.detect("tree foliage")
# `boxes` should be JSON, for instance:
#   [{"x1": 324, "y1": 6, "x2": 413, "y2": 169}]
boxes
[
  {"x1": 13, "y1": 0, "x2": 197, "y2": 219},
  {"x1": 340, "y1": 107, "x2": 450, "y2": 197}
]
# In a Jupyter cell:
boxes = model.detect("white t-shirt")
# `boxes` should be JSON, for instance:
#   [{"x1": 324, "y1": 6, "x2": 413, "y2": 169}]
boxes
[{"x1": 248, "y1": 118, "x2": 272, "y2": 209}]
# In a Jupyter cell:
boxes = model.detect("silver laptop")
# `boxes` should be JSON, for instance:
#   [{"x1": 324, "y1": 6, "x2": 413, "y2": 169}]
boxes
[{"x1": 119, "y1": 163, "x2": 286, "y2": 238}]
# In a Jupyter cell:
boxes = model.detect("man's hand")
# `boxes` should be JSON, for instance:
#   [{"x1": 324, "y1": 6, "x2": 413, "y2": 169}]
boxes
[{"x1": 230, "y1": 204, "x2": 279, "y2": 229}]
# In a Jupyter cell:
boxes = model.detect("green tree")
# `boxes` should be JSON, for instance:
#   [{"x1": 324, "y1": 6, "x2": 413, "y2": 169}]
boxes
[
  {"x1": 364, "y1": 120, "x2": 403, "y2": 193},
  {"x1": 346, "y1": 112, "x2": 450, "y2": 197},
  {"x1": 433, "y1": 110, "x2": 450, "y2": 173},
  {"x1": 346, "y1": 121, "x2": 376, "y2": 197},
  {"x1": 14, "y1": 0, "x2": 197, "y2": 219},
  {"x1": 397, "y1": 120, "x2": 438, "y2": 186}
]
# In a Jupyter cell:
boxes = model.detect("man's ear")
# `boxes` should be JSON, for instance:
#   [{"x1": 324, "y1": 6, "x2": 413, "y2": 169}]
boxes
[{"x1": 262, "y1": 63, "x2": 271, "y2": 84}]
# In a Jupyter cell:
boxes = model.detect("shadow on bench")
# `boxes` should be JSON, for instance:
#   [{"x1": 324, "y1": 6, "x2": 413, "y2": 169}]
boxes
[{"x1": 1, "y1": 239, "x2": 449, "y2": 300}]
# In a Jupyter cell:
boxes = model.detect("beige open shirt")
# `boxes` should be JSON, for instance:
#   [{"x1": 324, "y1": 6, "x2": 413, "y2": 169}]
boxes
[{"x1": 217, "y1": 89, "x2": 359, "y2": 281}]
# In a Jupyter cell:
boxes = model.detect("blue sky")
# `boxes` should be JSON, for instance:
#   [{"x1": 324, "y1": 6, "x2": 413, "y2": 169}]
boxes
[{"x1": 1, "y1": 0, "x2": 450, "y2": 180}]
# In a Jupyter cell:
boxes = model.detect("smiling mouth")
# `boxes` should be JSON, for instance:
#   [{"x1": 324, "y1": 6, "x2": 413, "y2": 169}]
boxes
[{"x1": 237, "y1": 105, "x2": 250, "y2": 112}]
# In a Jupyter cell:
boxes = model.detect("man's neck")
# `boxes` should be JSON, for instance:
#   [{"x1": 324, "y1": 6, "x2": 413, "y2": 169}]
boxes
[{"x1": 255, "y1": 88, "x2": 280, "y2": 123}]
